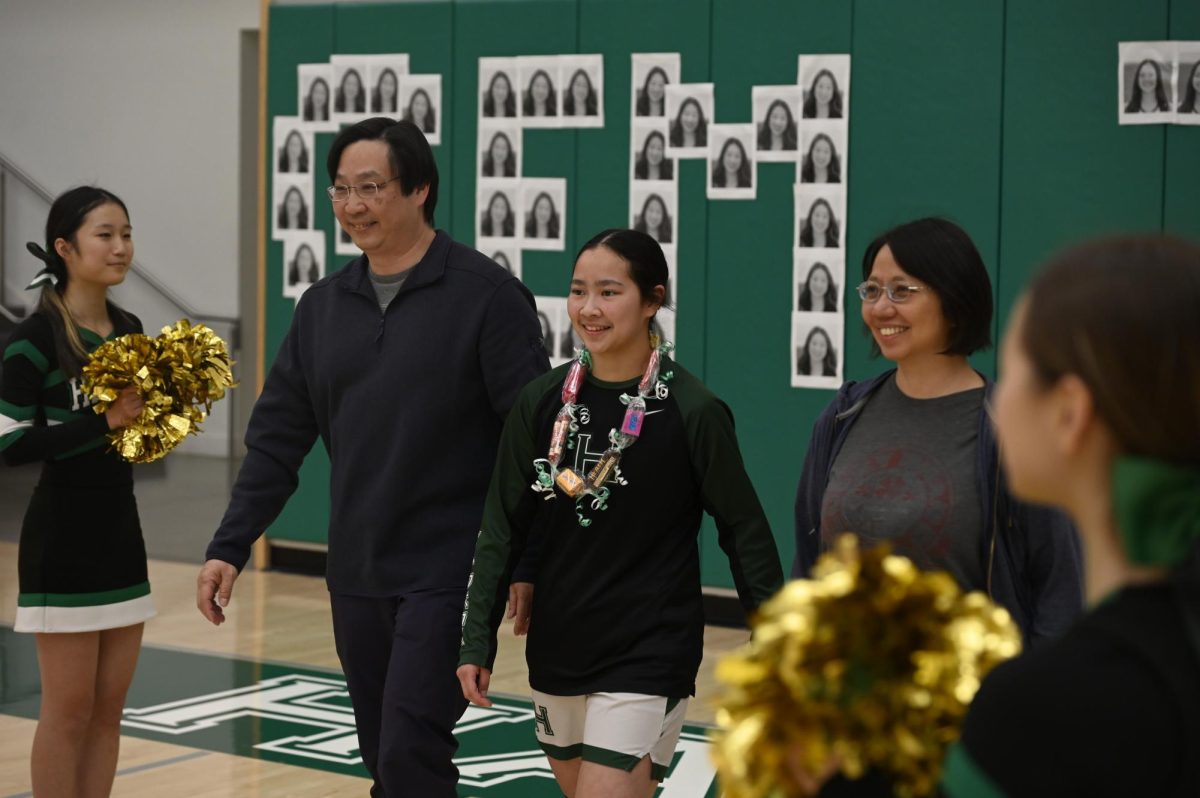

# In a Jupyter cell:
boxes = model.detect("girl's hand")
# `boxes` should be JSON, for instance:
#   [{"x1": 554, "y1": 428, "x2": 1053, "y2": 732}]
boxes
[
  {"x1": 105, "y1": 386, "x2": 144, "y2": 429},
  {"x1": 457, "y1": 664, "x2": 493, "y2": 708}
]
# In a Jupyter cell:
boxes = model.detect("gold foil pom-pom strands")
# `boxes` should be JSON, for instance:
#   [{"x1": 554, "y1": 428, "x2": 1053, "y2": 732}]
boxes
[
  {"x1": 710, "y1": 535, "x2": 1022, "y2": 798},
  {"x1": 82, "y1": 319, "x2": 236, "y2": 464}
]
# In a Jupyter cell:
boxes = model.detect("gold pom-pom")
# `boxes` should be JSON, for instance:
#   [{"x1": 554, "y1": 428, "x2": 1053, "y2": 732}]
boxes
[
  {"x1": 82, "y1": 319, "x2": 237, "y2": 463},
  {"x1": 711, "y1": 535, "x2": 1021, "y2": 798}
]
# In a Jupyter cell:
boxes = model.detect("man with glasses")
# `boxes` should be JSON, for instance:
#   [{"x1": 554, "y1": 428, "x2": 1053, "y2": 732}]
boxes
[{"x1": 196, "y1": 118, "x2": 549, "y2": 796}]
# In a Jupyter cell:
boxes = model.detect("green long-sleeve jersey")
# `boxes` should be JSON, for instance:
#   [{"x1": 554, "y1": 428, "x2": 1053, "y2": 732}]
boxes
[{"x1": 459, "y1": 357, "x2": 784, "y2": 698}]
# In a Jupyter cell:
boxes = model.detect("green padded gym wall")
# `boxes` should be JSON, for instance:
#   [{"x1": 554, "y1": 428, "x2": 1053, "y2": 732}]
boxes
[{"x1": 262, "y1": 0, "x2": 1199, "y2": 588}]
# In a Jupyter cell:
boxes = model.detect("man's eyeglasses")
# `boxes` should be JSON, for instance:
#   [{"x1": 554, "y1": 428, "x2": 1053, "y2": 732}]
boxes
[
  {"x1": 855, "y1": 281, "x2": 926, "y2": 304},
  {"x1": 326, "y1": 177, "x2": 399, "y2": 202}
]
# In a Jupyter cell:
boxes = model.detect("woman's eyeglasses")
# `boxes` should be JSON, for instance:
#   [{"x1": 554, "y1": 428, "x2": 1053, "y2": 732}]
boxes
[
  {"x1": 326, "y1": 177, "x2": 399, "y2": 202},
  {"x1": 855, "y1": 281, "x2": 925, "y2": 304}
]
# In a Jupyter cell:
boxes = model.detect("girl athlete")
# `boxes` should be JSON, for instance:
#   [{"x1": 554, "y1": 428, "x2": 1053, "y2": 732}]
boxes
[{"x1": 458, "y1": 228, "x2": 783, "y2": 798}]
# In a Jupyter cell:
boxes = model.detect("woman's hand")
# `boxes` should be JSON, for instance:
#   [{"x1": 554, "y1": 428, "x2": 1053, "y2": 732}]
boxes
[{"x1": 105, "y1": 386, "x2": 144, "y2": 429}]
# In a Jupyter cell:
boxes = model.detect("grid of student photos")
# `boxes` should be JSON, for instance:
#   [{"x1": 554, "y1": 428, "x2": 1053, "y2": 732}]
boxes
[
  {"x1": 1118, "y1": 41, "x2": 1200, "y2": 126},
  {"x1": 628, "y1": 53, "x2": 696, "y2": 364},
  {"x1": 476, "y1": 54, "x2": 605, "y2": 368},
  {"x1": 274, "y1": 53, "x2": 443, "y2": 302},
  {"x1": 783, "y1": 54, "x2": 851, "y2": 390}
]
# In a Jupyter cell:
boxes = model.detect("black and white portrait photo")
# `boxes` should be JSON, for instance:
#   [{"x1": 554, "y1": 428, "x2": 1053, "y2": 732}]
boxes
[
  {"x1": 631, "y1": 53, "x2": 680, "y2": 118},
  {"x1": 664, "y1": 83, "x2": 714, "y2": 159},
  {"x1": 488, "y1": 246, "x2": 522, "y2": 280},
  {"x1": 398, "y1": 74, "x2": 442, "y2": 144},
  {"x1": 1118, "y1": 42, "x2": 1175, "y2": 124},
  {"x1": 335, "y1": 222, "x2": 360, "y2": 257},
  {"x1": 478, "y1": 120, "x2": 522, "y2": 179},
  {"x1": 707, "y1": 124, "x2": 756, "y2": 200},
  {"x1": 331, "y1": 55, "x2": 370, "y2": 123},
  {"x1": 518, "y1": 56, "x2": 561, "y2": 127},
  {"x1": 798, "y1": 54, "x2": 851, "y2": 122},
  {"x1": 556, "y1": 301, "x2": 583, "y2": 361},
  {"x1": 653, "y1": 307, "x2": 677, "y2": 354},
  {"x1": 297, "y1": 63, "x2": 336, "y2": 130},
  {"x1": 282, "y1": 230, "x2": 325, "y2": 299},
  {"x1": 660, "y1": 244, "x2": 678, "y2": 307},
  {"x1": 364, "y1": 54, "x2": 410, "y2": 115},
  {"x1": 794, "y1": 184, "x2": 846, "y2": 250},
  {"x1": 630, "y1": 119, "x2": 674, "y2": 183},
  {"x1": 560, "y1": 54, "x2": 604, "y2": 128},
  {"x1": 752, "y1": 85, "x2": 802, "y2": 161},
  {"x1": 272, "y1": 175, "x2": 313, "y2": 240},
  {"x1": 791, "y1": 312, "x2": 842, "y2": 390},
  {"x1": 1178, "y1": 45, "x2": 1200, "y2": 124},
  {"x1": 520, "y1": 178, "x2": 567, "y2": 251},
  {"x1": 273, "y1": 117, "x2": 313, "y2": 174},
  {"x1": 479, "y1": 57, "x2": 519, "y2": 119},
  {"x1": 534, "y1": 296, "x2": 573, "y2": 368},
  {"x1": 630, "y1": 183, "x2": 676, "y2": 245},
  {"x1": 798, "y1": 123, "x2": 847, "y2": 184},
  {"x1": 476, "y1": 178, "x2": 520, "y2": 246},
  {"x1": 794, "y1": 252, "x2": 843, "y2": 313}
]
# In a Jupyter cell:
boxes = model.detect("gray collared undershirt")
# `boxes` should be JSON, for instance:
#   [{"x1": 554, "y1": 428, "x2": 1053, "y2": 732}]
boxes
[{"x1": 368, "y1": 267, "x2": 413, "y2": 312}]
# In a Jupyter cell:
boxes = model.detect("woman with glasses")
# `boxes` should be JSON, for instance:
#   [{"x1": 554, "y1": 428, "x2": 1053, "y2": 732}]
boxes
[{"x1": 791, "y1": 217, "x2": 1083, "y2": 651}]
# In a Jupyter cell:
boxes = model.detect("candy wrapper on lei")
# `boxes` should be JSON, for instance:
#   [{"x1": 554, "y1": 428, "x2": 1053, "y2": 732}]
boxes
[
  {"x1": 82, "y1": 319, "x2": 236, "y2": 463},
  {"x1": 531, "y1": 338, "x2": 673, "y2": 526},
  {"x1": 711, "y1": 534, "x2": 1022, "y2": 798}
]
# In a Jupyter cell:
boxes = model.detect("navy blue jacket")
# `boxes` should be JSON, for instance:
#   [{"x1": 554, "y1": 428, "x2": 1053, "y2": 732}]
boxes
[
  {"x1": 207, "y1": 231, "x2": 549, "y2": 595},
  {"x1": 791, "y1": 370, "x2": 1084, "y2": 646}
]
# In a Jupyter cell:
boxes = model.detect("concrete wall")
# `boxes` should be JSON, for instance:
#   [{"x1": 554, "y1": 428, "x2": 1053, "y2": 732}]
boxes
[{"x1": 0, "y1": 0, "x2": 261, "y2": 455}]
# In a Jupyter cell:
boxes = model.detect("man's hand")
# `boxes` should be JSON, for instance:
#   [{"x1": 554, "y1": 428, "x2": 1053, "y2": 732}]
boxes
[
  {"x1": 506, "y1": 581, "x2": 533, "y2": 636},
  {"x1": 457, "y1": 664, "x2": 493, "y2": 707},
  {"x1": 196, "y1": 559, "x2": 239, "y2": 625}
]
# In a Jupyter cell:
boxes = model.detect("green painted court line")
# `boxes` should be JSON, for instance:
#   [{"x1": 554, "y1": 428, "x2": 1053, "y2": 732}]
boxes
[{"x1": 0, "y1": 627, "x2": 719, "y2": 797}]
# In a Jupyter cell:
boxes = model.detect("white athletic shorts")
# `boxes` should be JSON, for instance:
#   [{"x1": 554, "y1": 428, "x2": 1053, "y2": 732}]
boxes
[{"x1": 529, "y1": 690, "x2": 689, "y2": 781}]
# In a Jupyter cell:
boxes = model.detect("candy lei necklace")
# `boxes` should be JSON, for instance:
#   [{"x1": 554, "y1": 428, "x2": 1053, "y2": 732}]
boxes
[{"x1": 532, "y1": 338, "x2": 674, "y2": 526}]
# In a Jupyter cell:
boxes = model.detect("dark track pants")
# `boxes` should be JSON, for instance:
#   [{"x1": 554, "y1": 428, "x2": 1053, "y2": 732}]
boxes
[{"x1": 330, "y1": 589, "x2": 469, "y2": 797}]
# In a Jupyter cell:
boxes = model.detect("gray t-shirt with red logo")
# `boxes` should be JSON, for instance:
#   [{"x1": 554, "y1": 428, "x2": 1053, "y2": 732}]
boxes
[{"x1": 820, "y1": 373, "x2": 987, "y2": 591}]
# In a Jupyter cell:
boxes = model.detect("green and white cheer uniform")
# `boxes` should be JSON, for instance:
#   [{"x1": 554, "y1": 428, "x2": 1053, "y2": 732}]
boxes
[{"x1": 1, "y1": 310, "x2": 155, "y2": 633}]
